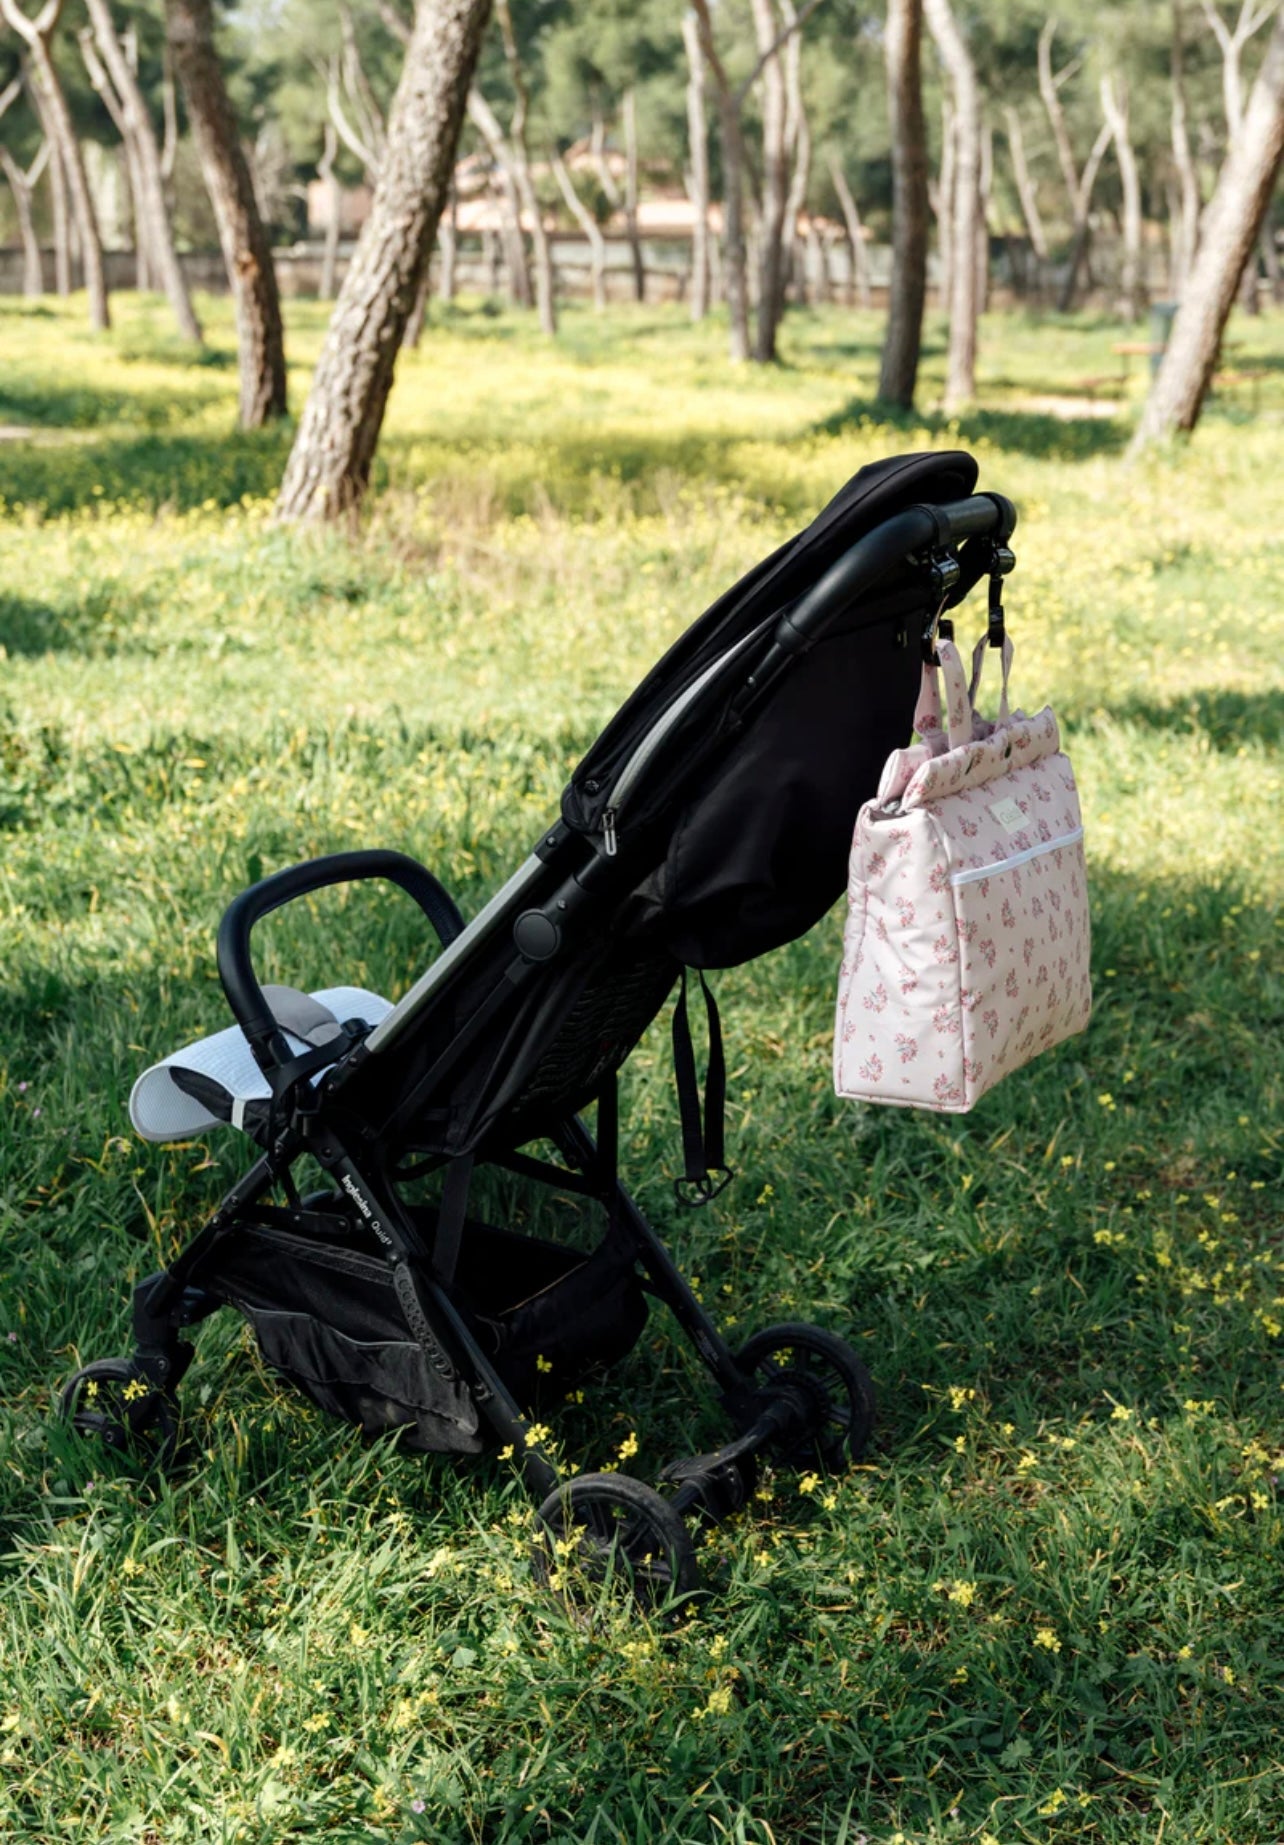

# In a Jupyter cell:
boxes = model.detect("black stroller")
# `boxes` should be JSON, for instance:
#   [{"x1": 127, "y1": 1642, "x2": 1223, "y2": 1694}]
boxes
[{"x1": 62, "y1": 451, "x2": 1016, "y2": 1597}]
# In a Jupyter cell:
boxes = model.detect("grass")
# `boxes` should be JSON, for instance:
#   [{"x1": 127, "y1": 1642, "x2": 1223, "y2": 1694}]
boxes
[{"x1": 1, "y1": 291, "x2": 1282, "y2": 1845}]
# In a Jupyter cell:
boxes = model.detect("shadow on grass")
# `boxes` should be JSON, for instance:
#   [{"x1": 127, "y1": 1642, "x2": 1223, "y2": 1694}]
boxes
[
  {"x1": 0, "y1": 426, "x2": 294, "y2": 516},
  {"x1": 0, "y1": 371, "x2": 223, "y2": 433},
  {"x1": 0, "y1": 592, "x2": 93, "y2": 658},
  {"x1": 1107, "y1": 686, "x2": 1284, "y2": 751},
  {"x1": 815, "y1": 393, "x2": 1132, "y2": 461}
]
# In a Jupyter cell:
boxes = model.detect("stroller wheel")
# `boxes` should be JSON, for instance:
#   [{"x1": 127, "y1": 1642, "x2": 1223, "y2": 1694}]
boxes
[
  {"x1": 533, "y1": 1472, "x2": 700, "y2": 1605},
  {"x1": 58, "y1": 1357, "x2": 181, "y2": 1469},
  {"x1": 736, "y1": 1322, "x2": 876, "y2": 1472}
]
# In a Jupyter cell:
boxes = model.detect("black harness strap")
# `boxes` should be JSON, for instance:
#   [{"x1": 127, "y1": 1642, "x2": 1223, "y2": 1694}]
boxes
[
  {"x1": 671, "y1": 969, "x2": 733, "y2": 1206},
  {"x1": 432, "y1": 1152, "x2": 475, "y2": 1287}
]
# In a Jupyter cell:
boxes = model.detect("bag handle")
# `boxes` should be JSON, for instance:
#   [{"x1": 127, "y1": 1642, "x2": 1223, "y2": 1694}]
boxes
[
  {"x1": 969, "y1": 630, "x2": 1014, "y2": 725},
  {"x1": 937, "y1": 637, "x2": 973, "y2": 749}
]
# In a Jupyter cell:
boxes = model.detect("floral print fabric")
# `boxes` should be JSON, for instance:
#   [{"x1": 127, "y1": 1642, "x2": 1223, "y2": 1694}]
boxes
[{"x1": 835, "y1": 637, "x2": 1092, "y2": 1113}]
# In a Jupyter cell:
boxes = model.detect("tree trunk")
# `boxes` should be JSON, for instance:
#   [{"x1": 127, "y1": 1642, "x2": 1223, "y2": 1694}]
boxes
[
  {"x1": 85, "y1": 0, "x2": 202, "y2": 341},
  {"x1": 319, "y1": 121, "x2": 341, "y2": 300},
  {"x1": 438, "y1": 185, "x2": 458, "y2": 301},
  {"x1": 976, "y1": 114, "x2": 992, "y2": 315},
  {"x1": 1, "y1": 0, "x2": 109, "y2": 328},
  {"x1": 49, "y1": 134, "x2": 71, "y2": 295},
  {"x1": 691, "y1": 0, "x2": 750, "y2": 361},
  {"x1": 495, "y1": 0, "x2": 555, "y2": 336},
  {"x1": 829, "y1": 159, "x2": 871, "y2": 308},
  {"x1": 1056, "y1": 121, "x2": 1110, "y2": 312},
  {"x1": 553, "y1": 151, "x2": 606, "y2": 311},
  {"x1": 751, "y1": 0, "x2": 789, "y2": 360},
  {"x1": 622, "y1": 87, "x2": 645, "y2": 303},
  {"x1": 682, "y1": 10, "x2": 710, "y2": 322},
  {"x1": 167, "y1": 0, "x2": 285, "y2": 424},
  {"x1": 1132, "y1": 10, "x2": 1284, "y2": 449},
  {"x1": 277, "y1": 0, "x2": 491, "y2": 522},
  {"x1": 809, "y1": 222, "x2": 829, "y2": 302},
  {"x1": 1100, "y1": 75, "x2": 1144, "y2": 320},
  {"x1": 1170, "y1": 1, "x2": 1201, "y2": 297},
  {"x1": 0, "y1": 142, "x2": 47, "y2": 295},
  {"x1": 403, "y1": 268, "x2": 430, "y2": 347},
  {"x1": 780, "y1": 1, "x2": 811, "y2": 309},
  {"x1": 467, "y1": 89, "x2": 531, "y2": 308},
  {"x1": 878, "y1": 0, "x2": 928, "y2": 405},
  {"x1": 925, "y1": 0, "x2": 978, "y2": 410},
  {"x1": 934, "y1": 93, "x2": 955, "y2": 310},
  {"x1": 1004, "y1": 103, "x2": 1047, "y2": 265}
]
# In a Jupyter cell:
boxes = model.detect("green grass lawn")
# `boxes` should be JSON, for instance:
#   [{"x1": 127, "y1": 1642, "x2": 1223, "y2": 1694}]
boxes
[{"x1": 1, "y1": 292, "x2": 1282, "y2": 1845}]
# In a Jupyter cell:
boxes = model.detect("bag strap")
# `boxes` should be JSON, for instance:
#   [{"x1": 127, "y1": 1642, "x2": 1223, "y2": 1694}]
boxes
[
  {"x1": 968, "y1": 630, "x2": 1014, "y2": 724},
  {"x1": 672, "y1": 968, "x2": 733, "y2": 1206},
  {"x1": 431, "y1": 1152, "x2": 475, "y2": 1287},
  {"x1": 913, "y1": 658, "x2": 943, "y2": 739},
  {"x1": 936, "y1": 637, "x2": 974, "y2": 750}
]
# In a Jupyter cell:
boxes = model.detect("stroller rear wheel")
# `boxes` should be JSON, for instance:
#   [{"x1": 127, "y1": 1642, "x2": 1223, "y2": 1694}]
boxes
[
  {"x1": 533, "y1": 1472, "x2": 699, "y2": 1604},
  {"x1": 736, "y1": 1322, "x2": 875, "y2": 1472},
  {"x1": 59, "y1": 1356, "x2": 180, "y2": 1468}
]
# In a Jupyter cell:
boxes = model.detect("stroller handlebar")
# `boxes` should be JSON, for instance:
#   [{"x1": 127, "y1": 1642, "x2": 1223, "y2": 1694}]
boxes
[
  {"x1": 776, "y1": 492, "x2": 1017, "y2": 656},
  {"x1": 216, "y1": 850, "x2": 466, "y2": 1071}
]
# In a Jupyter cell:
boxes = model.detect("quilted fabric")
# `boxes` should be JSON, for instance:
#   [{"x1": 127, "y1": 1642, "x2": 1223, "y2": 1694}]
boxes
[{"x1": 834, "y1": 636, "x2": 1092, "y2": 1113}]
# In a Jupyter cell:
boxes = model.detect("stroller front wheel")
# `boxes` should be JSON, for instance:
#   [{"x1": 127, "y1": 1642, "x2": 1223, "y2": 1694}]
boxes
[
  {"x1": 58, "y1": 1356, "x2": 181, "y2": 1469},
  {"x1": 736, "y1": 1322, "x2": 876, "y2": 1472},
  {"x1": 533, "y1": 1471, "x2": 700, "y2": 1605}
]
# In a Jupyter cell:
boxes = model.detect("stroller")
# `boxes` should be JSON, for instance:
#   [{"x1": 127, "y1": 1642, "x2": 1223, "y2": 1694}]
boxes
[{"x1": 62, "y1": 450, "x2": 1016, "y2": 1597}]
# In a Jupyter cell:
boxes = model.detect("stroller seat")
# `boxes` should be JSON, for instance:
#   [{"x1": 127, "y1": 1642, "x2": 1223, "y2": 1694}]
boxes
[
  {"x1": 130, "y1": 985, "x2": 392, "y2": 1142},
  {"x1": 64, "y1": 451, "x2": 1018, "y2": 1601}
]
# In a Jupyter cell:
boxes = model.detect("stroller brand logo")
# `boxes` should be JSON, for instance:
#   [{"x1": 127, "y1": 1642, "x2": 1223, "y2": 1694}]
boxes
[
  {"x1": 340, "y1": 1172, "x2": 393, "y2": 1250},
  {"x1": 341, "y1": 1173, "x2": 372, "y2": 1218}
]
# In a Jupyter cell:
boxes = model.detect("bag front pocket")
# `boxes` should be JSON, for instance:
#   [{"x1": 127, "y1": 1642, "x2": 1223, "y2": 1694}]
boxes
[{"x1": 952, "y1": 828, "x2": 1093, "y2": 1103}]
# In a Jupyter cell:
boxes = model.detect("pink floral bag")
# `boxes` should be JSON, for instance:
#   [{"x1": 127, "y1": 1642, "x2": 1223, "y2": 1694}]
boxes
[{"x1": 834, "y1": 627, "x2": 1092, "y2": 1113}]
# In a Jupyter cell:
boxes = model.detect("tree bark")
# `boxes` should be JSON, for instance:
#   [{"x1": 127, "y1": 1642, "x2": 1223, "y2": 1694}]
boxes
[
  {"x1": 1132, "y1": 10, "x2": 1284, "y2": 450},
  {"x1": 691, "y1": 0, "x2": 750, "y2": 359},
  {"x1": 0, "y1": 142, "x2": 48, "y2": 294},
  {"x1": 0, "y1": 79, "x2": 46, "y2": 296},
  {"x1": 467, "y1": 88, "x2": 532, "y2": 308},
  {"x1": 829, "y1": 158, "x2": 871, "y2": 308},
  {"x1": 751, "y1": 0, "x2": 789, "y2": 359},
  {"x1": 1038, "y1": 18, "x2": 1111, "y2": 312},
  {"x1": 924, "y1": 0, "x2": 978, "y2": 410},
  {"x1": 1170, "y1": 0, "x2": 1201, "y2": 297},
  {"x1": 682, "y1": 10, "x2": 710, "y2": 322},
  {"x1": 84, "y1": 0, "x2": 202, "y2": 340},
  {"x1": 495, "y1": 0, "x2": 555, "y2": 335},
  {"x1": 878, "y1": 0, "x2": 928, "y2": 404},
  {"x1": 318, "y1": 120, "x2": 341, "y2": 299},
  {"x1": 780, "y1": 1, "x2": 811, "y2": 310},
  {"x1": 622, "y1": 87, "x2": 645, "y2": 303},
  {"x1": 438, "y1": 183, "x2": 458, "y2": 301},
  {"x1": 1004, "y1": 103, "x2": 1047, "y2": 264},
  {"x1": 167, "y1": 0, "x2": 285, "y2": 424},
  {"x1": 553, "y1": 151, "x2": 606, "y2": 311},
  {"x1": 933, "y1": 92, "x2": 954, "y2": 310},
  {"x1": 1, "y1": 0, "x2": 109, "y2": 328},
  {"x1": 1056, "y1": 121, "x2": 1110, "y2": 311},
  {"x1": 277, "y1": 0, "x2": 491, "y2": 522},
  {"x1": 1100, "y1": 74, "x2": 1144, "y2": 319}
]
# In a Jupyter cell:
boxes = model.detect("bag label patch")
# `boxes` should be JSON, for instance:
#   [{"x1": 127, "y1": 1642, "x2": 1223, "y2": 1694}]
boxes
[{"x1": 989, "y1": 796, "x2": 1026, "y2": 834}]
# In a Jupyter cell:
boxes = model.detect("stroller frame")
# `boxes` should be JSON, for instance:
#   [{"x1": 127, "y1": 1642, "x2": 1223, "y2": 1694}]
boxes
[{"x1": 64, "y1": 485, "x2": 1016, "y2": 1596}]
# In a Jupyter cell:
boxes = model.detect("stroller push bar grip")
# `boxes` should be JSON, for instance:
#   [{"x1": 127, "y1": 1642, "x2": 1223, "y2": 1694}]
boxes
[
  {"x1": 217, "y1": 850, "x2": 466, "y2": 1067},
  {"x1": 773, "y1": 494, "x2": 1016, "y2": 655}
]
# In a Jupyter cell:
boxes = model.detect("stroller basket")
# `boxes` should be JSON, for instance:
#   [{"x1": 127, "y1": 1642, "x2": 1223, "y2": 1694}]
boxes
[
  {"x1": 64, "y1": 455, "x2": 1018, "y2": 1599},
  {"x1": 211, "y1": 1214, "x2": 648, "y2": 1454}
]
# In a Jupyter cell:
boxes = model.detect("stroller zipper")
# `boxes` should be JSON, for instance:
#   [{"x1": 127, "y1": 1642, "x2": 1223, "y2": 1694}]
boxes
[{"x1": 601, "y1": 808, "x2": 618, "y2": 856}]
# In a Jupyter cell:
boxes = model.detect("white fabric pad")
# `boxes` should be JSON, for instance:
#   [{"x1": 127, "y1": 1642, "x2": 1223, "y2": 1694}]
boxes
[{"x1": 129, "y1": 986, "x2": 392, "y2": 1143}]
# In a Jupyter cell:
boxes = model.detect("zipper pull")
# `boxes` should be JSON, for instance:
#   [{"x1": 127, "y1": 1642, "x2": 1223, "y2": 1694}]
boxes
[{"x1": 601, "y1": 807, "x2": 618, "y2": 857}]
